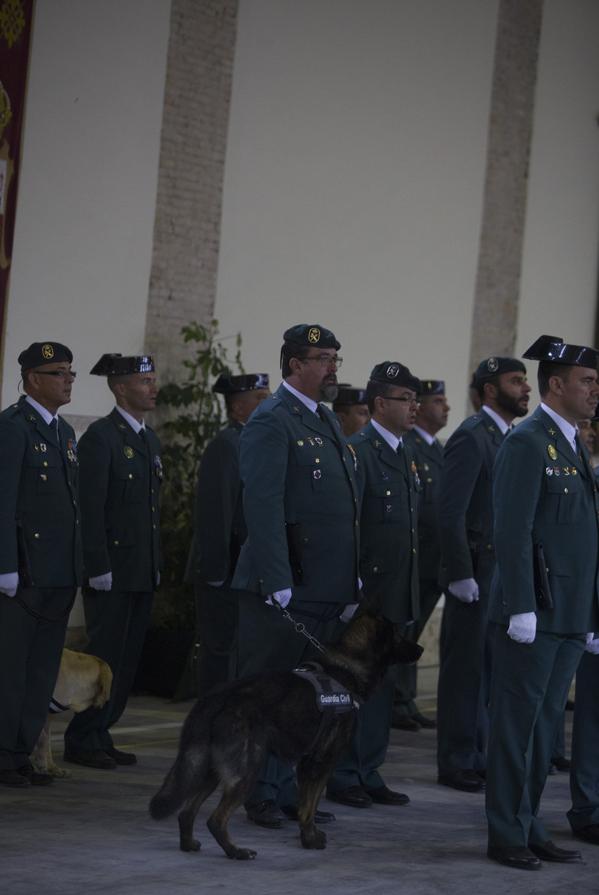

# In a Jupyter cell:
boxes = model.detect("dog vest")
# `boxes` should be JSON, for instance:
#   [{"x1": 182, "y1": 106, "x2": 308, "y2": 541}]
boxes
[{"x1": 292, "y1": 661, "x2": 359, "y2": 714}]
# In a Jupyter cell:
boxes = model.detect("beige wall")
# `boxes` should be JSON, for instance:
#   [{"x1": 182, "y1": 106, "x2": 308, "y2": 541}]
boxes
[{"x1": 1, "y1": 0, "x2": 171, "y2": 415}]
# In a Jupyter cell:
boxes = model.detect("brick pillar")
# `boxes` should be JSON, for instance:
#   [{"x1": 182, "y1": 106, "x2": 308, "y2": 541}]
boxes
[
  {"x1": 145, "y1": 0, "x2": 239, "y2": 379},
  {"x1": 469, "y1": 0, "x2": 544, "y2": 373}
]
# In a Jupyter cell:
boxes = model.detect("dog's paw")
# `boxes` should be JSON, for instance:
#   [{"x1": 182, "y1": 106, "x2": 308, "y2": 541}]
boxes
[
  {"x1": 180, "y1": 838, "x2": 201, "y2": 853},
  {"x1": 301, "y1": 828, "x2": 327, "y2": 850},
  {"x1": 50, "y1": 765, "x2": 71, "y2": 779},
  {"x1": 229, "y1": 847, "x2": 257, "y2": 861}
]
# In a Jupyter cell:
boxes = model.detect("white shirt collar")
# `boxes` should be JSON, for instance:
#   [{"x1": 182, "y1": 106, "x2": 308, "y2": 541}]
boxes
[
  {"x1": 540, "y1": 402, "x2": 578, "y2": 453},
  {"x1": 481, "y1": 404, "x2": 510, "y2": 436},
  {"x1": 371, "y1": 418, "x2": 402, "y2": 452},
  {"x1": 413, "y1": 424, "x2": 436, "y2": 446},
  {"x1": 282, "y1": 380, "x2": 319, "y2": 414},
  {"x1": 25, "y1": 395, "x2": 58, "y2": 427},
  {"x1": 116, "y1": 405, "x2": 145, "y2": 435}
]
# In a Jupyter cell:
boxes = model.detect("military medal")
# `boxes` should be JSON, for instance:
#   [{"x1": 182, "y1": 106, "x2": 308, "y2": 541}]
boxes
[
  {"x1": 124, "y1": 446, "x2": 134, "y2": 459},
  {"x1": 313, "y1": 469, "x2": 322, "y2": 480},
  {"x1": 154, "y1": 455, "x2": 163, "y2": 480},
  {"x1": 39, "y1": 443, "x2": 47, "y2": 453},
  {"x1": 411, "y1": 460, "x2": 421, "y2": 487},
  {"x1": 347, "y1": 443, "x2": 358, "y2": 471},
  {"x1": 545, "y1": 467, "x2": 553, "y2": 476},
  {"x1": 547, "y1": 444, "x2": 558, "y2": 460}
]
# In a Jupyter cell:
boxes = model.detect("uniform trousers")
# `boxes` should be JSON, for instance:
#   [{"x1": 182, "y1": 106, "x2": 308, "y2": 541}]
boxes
[
  {"x1": 568, "y1": 651, "x2": 599, "y2": 831},
  {"x1": 194, "y1": 581, "x2": 238, "y2": 696},
  {"x1": 237, "y1": 593, "x2": 344, "y2": 808},
  {"x1": 486, "y1": 624, "x2": 584, "y2": 848},
  {"x1": 395, "y1": 577, "x2": 441, "y2": 716},
  {"x1": 0, "y1": 586, "x2": 74, "y2": 769},
  {"x1": 65, "y1": 587, "x2": 153, "y2": 751}
]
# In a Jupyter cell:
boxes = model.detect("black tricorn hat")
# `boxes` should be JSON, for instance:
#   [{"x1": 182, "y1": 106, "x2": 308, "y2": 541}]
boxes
[
  {"x1": 90, "y1": 354, "x2": 155, "y2": 376},
  {"x1": 333, "y1": 385, "x2": 368, "y2": 406},
  {"x1": 18, "y1": 342, "x2": 73, "y2": 371},
  {"x1": 472, "y1": 356, "x2": 526, "y2": 385},
  {"x1": 419, "y1": 379, "x2": 445, "y2": 397},
  {"x1": 368, "y1": 361, "x2": 421, "y2": 393},
  {"x1": 522, "y1": 335, "x2": 599, "y2": 368},
  {"x1": 212, "y1": 372, "x2": 270, "y2": 395}
]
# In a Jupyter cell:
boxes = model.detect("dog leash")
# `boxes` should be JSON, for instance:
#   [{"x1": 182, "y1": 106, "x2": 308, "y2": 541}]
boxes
[{"x1": 273, "y1": 604, "x2": 327, "y2": 655}]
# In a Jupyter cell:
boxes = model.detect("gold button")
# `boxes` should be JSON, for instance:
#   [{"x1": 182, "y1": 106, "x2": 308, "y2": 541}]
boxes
[
  {"x1": 128, "y1": 473, "x2": 133, "y2": 480},
  {"x1": 564, "y1": 487, "x2": 569, "y2": 494},
  {"x1": 427, "y1": 477, "x2": 433, "y2": 483},
  {"x1": 43, "y1": 461, "x2": 48, "y2": 467},
  {"x1": 114, "y1": 540, "x2": 119, "y2": 546},
  {"x1": 315, "y1": 458, "x2": 320, "y2": 464},
  {"x1": 412, "y1": 548, "x2": 417, "y2": 554},
  {"x1": 152, "y1": 507, "x2": 155, "y2": 513},
  {"x1": 34, "y1": 532, "x2": 40, "y2": 539},
  {"x1": 153, "y1": 524, "x2": 156, "y2": 530},
  {"x1": 385, "y1": 490, "x2": 391, "y2": 496},
  {"x1": 40, "y1": 473, "x2": 47, "y2": 481},
  {"x1": 373, "y1": 566, "x2": 379, "y2": 572}
]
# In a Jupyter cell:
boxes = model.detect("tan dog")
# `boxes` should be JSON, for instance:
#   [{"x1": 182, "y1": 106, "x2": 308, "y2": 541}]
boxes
[{"x1": 31, "y1": 648, "x2": 113, "y2": 777}]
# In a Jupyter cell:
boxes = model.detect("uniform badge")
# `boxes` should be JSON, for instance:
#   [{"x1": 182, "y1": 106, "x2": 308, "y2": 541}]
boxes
[
  {"x1": 386, "y1": 363, "x2": 400, "y2": 379},
  {"x1": 547, "y1": 444, "x2": 558, "y2": 460},
  {"x1": 154, "y1": 455, "x2": 163, "y2": 480},
  {"x1": 308, "y1": 327, "x2": 321, "y2": 344},
  {"x1": 41, "y1": 344, "x2": 54, "y2": 360},
  {"x1": 563, "y1": 467, "x2": 570, "y2": 476},
  {"x1": 554, "y1": 467, "x2": 560, "y2": 476},
  {"x1": 347, "y1": 443, "x2": 358, "y2": 471},
  {"x1": 39, "y1": 443, "x2": 47, "y2": 453},
  {"x1": 411, "y1": 460, "x2": 421, "y2": 487},
  {"x1": 313, "y1": 469, "x2": 322, "y2": 480},
  {"x1": 572, "y1": 468, "x2": 578, "y2": 475},
  {"x1": 487, "y1": 357, "x2": 499, "y2": 373},
  {"x1": 124, "y1": 446, "x2": 135, "y2": 459},
  {"x1": 545, "y1": 467, "x2": 553, "y2": 476},
  {"x1": 314, "y1": 436, "x2": 323, "y2": 446}
]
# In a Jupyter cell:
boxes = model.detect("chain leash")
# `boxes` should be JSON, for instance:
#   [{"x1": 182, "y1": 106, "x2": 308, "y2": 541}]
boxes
[{"x1": 275, "y1": 604, "x2": 327, "y2": 655}]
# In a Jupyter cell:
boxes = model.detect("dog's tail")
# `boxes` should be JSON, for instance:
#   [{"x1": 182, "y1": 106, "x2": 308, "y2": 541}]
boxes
[
  {"x1": 149, "y1": 700, "x2": 211, "y2": 820},
  {"x1": 93, "y1": 660, "x2": 113, "y2": 708}
]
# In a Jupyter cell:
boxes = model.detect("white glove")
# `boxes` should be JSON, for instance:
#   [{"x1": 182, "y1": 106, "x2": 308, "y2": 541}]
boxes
[
  {"x1": 0, "y1": 572, "x2": 19, "y2": 597},
  {"x1": 448, "y1": 578, "x2": 479, "y2": 603},
  {"x1": 357, "y1": 577, "x2": 363, "y2": 591},
  {"x1": 507, "y1": 612, "x2": 537, "y2": 644},
  {"x1": 340, "y1": 603, "x2": 359, "y2": 623},
  {"x1": 585, "y1": 632, "x2": 599, "y2": 655},
  {"x1": 265, "y1": 588, "x2": 292, "y2": 609},
  {"x1": 89, "y1": 572, "x2": 113, "y2": 591}
]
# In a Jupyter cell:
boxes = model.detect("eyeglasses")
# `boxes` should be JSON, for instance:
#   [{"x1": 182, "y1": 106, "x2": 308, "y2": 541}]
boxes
[
  {"x1": 301, "y1": 355, "x2": 343, "y2": 369},
  {"x1": 35, "y1": 370, "x2": 77, "y2": 379},
  {"x1": 384, "y1": 396, "x2": 420, "y2": 406}
]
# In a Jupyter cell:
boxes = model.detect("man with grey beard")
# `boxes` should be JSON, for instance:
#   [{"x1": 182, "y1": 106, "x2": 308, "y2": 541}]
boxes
[{"x1": 232, "y1": 324, "x2": 361, "y2": 829}]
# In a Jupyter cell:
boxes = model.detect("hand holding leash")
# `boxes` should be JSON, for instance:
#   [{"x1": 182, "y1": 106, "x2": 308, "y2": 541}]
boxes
[
  {"x1": 585, "y1": 632, "x2": 599, "y2": 654},
  {"x1": 448, "y1": 578, "x2": 479, "y2": 603},
  {"x1": 508, "y1": 612, "x2": 537, "y2": 644},
  {"x1": 265, "y1": 588, "x2": 292, "y2": 609},
  {"x1": 0, "y1": 572, "x2": 18, "y2": 597},
  {"x1": 89, "y1": 572, "x2": 113, "y2": 591}
]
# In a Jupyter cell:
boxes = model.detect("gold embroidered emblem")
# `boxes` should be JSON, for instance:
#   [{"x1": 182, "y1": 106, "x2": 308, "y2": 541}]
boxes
[
  {"x1": 547, "y1": 445, "x2": 558, "y2": 460},
  {"x1": 0, "y1": 0, "x2": 25, "y2": 49},
  {"x1": 124, "y1": 446, "x2": 134, "y2": 459},
  {"x1": 41, "y1": 343, "x2": 54, "y2": 359},
  {"x1": 308, "y1": 327, "x2": 321, "y2": 344}
]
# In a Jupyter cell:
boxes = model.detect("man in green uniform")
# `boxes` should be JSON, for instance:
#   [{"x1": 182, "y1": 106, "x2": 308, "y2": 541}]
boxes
[
  {"x1": 394, "y1": 379, "x2": 450, "y2": 731},
  {"x1": 327, "y1": 361, "x2": 420, "y2": 808},
  {"x1": 64, "y1": 354, "x2": 162, "y2": 770},
  {"x1": 332, "y1": 385, "x2": 370, "y2": 437},
  {"x1": 232, "y1": 324, "x2": 359, "y2": 828},
  {"x1": 486, "y1": 335, "x2": 599, "y2": 870},
  {"x1": 190, "y1": 371, "x2": 270, "y2": 695},
  {"x1": 0, "y1": 342, "x2": 81, "y2": 787},
  {"x1": 437, "y1": 357, "x2": 530, "y2": 792}
]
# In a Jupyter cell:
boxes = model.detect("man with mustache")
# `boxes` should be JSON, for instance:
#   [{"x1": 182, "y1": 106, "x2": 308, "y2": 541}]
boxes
[
  {"x1": 0, "y1": 342, "x2": 81, "y2": 787},
  {"x1": 233, "y1": 324, "x2": 360, "y2": 828},
  {"x1": 486, "y1": 335, "x2": 599, "y2": 869},
  {"x1": 327, "y1": 361, "x2": 420, "y2": 808},
  {"x1": 437, "y1": 356, "x2": 530, "y2": 793}
]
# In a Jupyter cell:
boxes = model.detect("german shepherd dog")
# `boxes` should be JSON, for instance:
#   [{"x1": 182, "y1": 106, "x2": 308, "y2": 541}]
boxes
[{"x1": 149, "y1": 610, "x2": 422, "y2": 860}]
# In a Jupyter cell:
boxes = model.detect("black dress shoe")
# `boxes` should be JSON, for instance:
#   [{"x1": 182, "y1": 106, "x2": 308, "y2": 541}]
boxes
[
  {"x1": 487, "y1": 846, "x2": 542, "y2": 870},
  {"x1": 573, "y1": 824, "x2": 599, "y2": 845},
  {"x1": 411, "y1": 711, "x2": 437, "y2": 729},
  {"x1": 327, "y1": 785, "x2": 373, "y2": 808},
  {"x1": 0, "y1": 769, "x2": 30, "y2": 787},
  {"x1": 391, "y1": 714, "x2": 421, "y2": 732},
  {"x1": 104, "y1": 746, "x2": 137, "y2": 765},
  {"x1": 281, "y1": 805, "x2": 336, "y2": 824},
  {"x1": 18, "y1": 764, "x2": 53, "y2": 786},
  {"x1": 529, "y1": 840, "x2": 581, "y2": 862},
  {"x1": 438, "y1": 769, "x2": 484, "y2": 792},
  {"x1": 551, "y1": 754, "x2": 571, "y2": 772},
  {"x1": 246, "y1": 800, "x2": 285, "y2": 828},
  {"x1": 63, "y1": 748, "x2": 117, "y2": 770},
  {"x1": 364, "y1": 784, "x2": 410, "y2": 806}
]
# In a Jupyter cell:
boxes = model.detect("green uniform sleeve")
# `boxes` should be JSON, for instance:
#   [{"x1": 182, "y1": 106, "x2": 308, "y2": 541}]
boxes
[
  {"x1": 0, "y1": 418, "x2": 26, "y2": 574},
  {"x1": 439, "y1": 427, "x2": 483, "y2": 581},
  {"x1": 78, "y1": 424, "x2": 112, "y2": 578},
  {"x1": 193, "y1": 435, "x2": 240, "y2": 581}
]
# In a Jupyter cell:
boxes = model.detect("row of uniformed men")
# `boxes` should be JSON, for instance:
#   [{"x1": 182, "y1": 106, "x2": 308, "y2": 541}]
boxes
[
  {"x1": 0, "y1": 344, "x2": 162, "y2": 784},
  {"x1": 190, "y1": 324, "x2": 599, "y2": 870}
]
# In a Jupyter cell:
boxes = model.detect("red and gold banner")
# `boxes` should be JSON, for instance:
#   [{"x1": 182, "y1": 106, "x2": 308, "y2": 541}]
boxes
[{"x1": 0, "y1": 0, "x2": 34, "y2": 348}]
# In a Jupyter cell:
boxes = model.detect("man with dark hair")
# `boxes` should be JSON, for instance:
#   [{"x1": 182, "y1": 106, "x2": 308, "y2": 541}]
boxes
[
  {"x1": 332, "y1": 386, "x2": 370, "y2": 437},
  {"x1": 232, "y1": 324, "x2": 359, "y2": 828},
  {"x1": 0, "y1": 342, "x2": 81, "y2": 787},
  {"x1": 327, "y1": 361, "x2": 420, "y2": 808},
  {"x1": 64, "y1": 354, "x2": 162, "y2": 770},
  {"x1": 486, "y1": 335, "x2": 599, "y2": 870},
  {"x1": 189, "y1": 371, "x2": 270, "y2": 695},
  {"x1": 395, "y1": 379, "x2": 450, "y2": 731},
  {"x1": 437, "y1": 356, "x2": 530, "y2": 792}
]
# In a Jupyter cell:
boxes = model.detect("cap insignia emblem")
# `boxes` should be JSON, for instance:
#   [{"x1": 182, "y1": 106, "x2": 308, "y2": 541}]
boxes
[
  {"x1": 42, "y1": 344, "x2": 54, "y2": 359},
  {"x1": 308, "y1": 327, "x2": 321, "y2": 344},
  {"x1": 487, "y1": 357, "x2": 499, "y2": 373},
  {"x1": 386, "y1": 364, "x2": 400, "y2": 378}
]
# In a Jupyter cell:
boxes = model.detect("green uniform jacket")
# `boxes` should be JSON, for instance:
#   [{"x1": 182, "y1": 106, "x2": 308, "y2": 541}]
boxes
[
  {"x1": 0, "y1": 396, "x2": 82, "y2": 586},
  {"x1": 78, "y1": 409, "x2": 162, "y2": 592},
  {"x1": 350, "y1": 423, "x2": 419, "y2": 623},
  {"x1": 439, "y1": 410, "x2": 503, "y2": 590},
  {"x1": 490, "y1": 406, "x2": 599, "y2": 633},
  {"x1": 232, "y1": 384, "x2": 360, "y2": 602},
  {"x1": 404, "y1": 429, "x2": 443, "y2": 580},
  {"x1": 190, "y1": 421, "x2": 246, "y2": 582}
]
